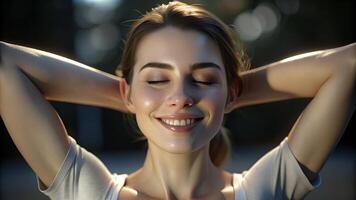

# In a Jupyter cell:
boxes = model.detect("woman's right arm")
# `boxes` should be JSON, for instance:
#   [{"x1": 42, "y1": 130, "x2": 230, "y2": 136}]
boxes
[
  {"x1": 0, "y1": 57, "x2": 70, "y2": 187},
  {"x1": 0, "y1": 41, "x2": 128, "y2": 112},
  {"x1": 0, "y1": 41, "x2": 126, "y2": 188}
]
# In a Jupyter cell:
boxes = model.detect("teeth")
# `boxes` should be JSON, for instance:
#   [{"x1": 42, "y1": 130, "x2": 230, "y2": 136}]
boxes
[{"x1": 161, "y1": 118, "x2": 198, "y2": 126}]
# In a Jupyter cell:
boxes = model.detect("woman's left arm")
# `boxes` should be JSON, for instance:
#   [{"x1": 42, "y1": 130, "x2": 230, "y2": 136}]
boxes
[{"x1": 233, "y1": 43, "x2": 355, "y2": 175}]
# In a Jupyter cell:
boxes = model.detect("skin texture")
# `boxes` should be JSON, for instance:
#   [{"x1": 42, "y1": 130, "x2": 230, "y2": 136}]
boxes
[
  {"x1": 0, "y1": 32, "x2": 355, "y2": 200},
  {"x1": 119, "y1": 26, "x2": 235, "y2": 199}
]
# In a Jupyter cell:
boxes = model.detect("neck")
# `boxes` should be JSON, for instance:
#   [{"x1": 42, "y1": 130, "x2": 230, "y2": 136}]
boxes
[{"x1": 138, "y1": 140, "x2": 226, "y2": 200}]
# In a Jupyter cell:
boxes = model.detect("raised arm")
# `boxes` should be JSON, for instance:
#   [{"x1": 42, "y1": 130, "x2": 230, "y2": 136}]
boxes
[
  {"x1": 0, "y1": 41, "x2": 128, "y2": 112},
  {"x1": 232, "y1": 43, "x2": 355, "y2": 174},
  {"x1": 0, "y1": 41, "x2": 128, "y2": 188}
]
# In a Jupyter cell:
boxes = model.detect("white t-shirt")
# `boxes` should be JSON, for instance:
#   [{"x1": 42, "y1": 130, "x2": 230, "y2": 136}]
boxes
[{"x1": 37, "y1": 137, "x2": 320, "y2": 200}]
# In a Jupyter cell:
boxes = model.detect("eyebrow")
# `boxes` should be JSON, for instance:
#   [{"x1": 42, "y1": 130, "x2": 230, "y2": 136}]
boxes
[{"x1": 138, "y1": 62, "x2": 222, "y2": 72}]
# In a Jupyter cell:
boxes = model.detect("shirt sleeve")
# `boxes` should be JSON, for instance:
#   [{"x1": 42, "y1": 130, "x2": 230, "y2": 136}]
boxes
[
  {"x1": 240, "y1": 137, "x2": 321, "y2": 200},
  {"x1": 36, "y1": 136, "x2": 118, "y2": 200}
]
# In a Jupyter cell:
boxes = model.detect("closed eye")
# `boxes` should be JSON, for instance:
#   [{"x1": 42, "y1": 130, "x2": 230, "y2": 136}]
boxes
[
  {"x1": 194, "y1": 81, "x2": 214, "y2": 85},
  {"x1": 147, "y1": 80, "x2": 169, "y2": 84},
  {"x1": 146, "y1": 80, "x2": 214, "y2": 85}
]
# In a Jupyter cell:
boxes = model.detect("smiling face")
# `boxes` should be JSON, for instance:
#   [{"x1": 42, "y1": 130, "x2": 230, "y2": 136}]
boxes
[{"x1": 122, "y1": 26, "x2": 230, "y2": 153}]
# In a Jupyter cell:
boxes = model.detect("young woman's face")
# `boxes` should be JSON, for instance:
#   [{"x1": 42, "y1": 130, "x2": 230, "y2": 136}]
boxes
[{"x1": 126, "y1": 26, "x2": 229, "y2": 153}]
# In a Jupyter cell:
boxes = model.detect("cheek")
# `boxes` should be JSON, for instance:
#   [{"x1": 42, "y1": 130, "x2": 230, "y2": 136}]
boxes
[
  {"x1": 131, "y1": 86, "x2": 164, "y2": 113},
  {"x1": 199, "y1": 87, "x2": 228, "y2": 131},
  {"x1": 204, "y1": 87, "x2": 228, "y2": 111}
]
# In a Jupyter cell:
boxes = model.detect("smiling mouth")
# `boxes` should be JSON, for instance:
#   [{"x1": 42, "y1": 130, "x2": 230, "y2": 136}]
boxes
[{"x1": 156, "y1": 118, "x2": 203, "y2": 132}]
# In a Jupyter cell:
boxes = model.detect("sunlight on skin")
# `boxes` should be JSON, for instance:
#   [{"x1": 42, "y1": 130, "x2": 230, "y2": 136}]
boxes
[
  {"x1": 3, "y1": 42, "x2": 105, "y2": 74},
  {"x1": 119, "y1": 26, "x2": 230, "y2": 199},
  {"x1": 279, "y1": 50, "x2": 324, "y2": 63},
  {"x1": 280, "y1": 48, "x2": 344, "y2": 64}
]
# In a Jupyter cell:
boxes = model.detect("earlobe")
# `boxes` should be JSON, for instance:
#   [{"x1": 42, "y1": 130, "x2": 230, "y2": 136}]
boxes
[
  {"x1": 224, "y1": 101, "x2": 234, "y2": 114},
  {"x1": 119, "y1": 78, "x2": 136, "y2": 113}
]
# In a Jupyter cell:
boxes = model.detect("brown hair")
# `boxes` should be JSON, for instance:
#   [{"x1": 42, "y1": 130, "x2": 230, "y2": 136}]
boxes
[{"x1": 116, "y1": 1, "x2": 249, "y2": 167}]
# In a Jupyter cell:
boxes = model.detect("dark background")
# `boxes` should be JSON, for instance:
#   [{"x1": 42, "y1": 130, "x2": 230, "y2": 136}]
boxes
[{"x1": 1, "y1": 0, "x2": 355, "y2": 199}]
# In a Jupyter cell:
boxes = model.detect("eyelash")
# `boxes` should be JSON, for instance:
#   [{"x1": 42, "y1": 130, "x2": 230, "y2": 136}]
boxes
[
  {"x1": 147, "y1": 80, "x2": 213, "y2": 85},
  {"x1": 147, "y1": 80, "x2": 169, "y2": 84},
  {"x1": 195, "y1": 80, "x2": 214, "y2": 85}
]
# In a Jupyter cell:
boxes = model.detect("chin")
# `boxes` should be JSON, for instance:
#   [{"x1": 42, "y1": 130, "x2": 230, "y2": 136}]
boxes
[{"x1": 148, "y1": 137, "x2": 210, "y2": 154}]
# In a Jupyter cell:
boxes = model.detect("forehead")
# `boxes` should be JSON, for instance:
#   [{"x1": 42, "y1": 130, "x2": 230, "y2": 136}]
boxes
[{"x1": 134, "y1": 26, "x2": 224, "y2": 72}]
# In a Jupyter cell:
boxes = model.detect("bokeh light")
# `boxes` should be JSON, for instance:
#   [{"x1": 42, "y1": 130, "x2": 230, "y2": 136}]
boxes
[
  {"x1": 73, "y1": 0, "x2": 122, "y2": 64},
  {"x1": 234, "y1": 2, "x2": 280, "y2": 42}
]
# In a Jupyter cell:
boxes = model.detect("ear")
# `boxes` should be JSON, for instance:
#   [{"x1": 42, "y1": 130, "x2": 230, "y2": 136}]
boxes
[
  {"x1": 224, "y1": 88, "x2": 239, "y2": 114},
  {"x1": 224, "y1": 77, "x2": 243, "y2": 113},
  {"x1": 224, "y1": 95, "x2": 236, "y2": 114},
  {"x1": 119, "y1": 78, "x2": 136, "y2": 114}
]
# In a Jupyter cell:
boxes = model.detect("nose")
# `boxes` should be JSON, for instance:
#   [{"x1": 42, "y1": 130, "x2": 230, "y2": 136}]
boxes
[{"x1": 166, "y1": 84, "x2": 194, "y2": 108}]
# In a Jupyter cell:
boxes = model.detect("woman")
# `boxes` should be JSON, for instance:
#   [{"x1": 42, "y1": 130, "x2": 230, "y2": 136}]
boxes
[{"x1": 0, "y1": 1, "x2": 355, "y2": 200}]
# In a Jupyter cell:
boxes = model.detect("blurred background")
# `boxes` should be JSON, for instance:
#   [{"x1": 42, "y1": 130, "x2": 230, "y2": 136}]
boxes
[{"x1": 0, "y1": 0, "x2": 355, "y2": 199}]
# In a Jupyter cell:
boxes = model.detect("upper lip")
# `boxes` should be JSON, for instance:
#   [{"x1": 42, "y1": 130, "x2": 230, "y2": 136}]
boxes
[{"x1": 157, "y1": 114, "x2": 204, "y2": 120}]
